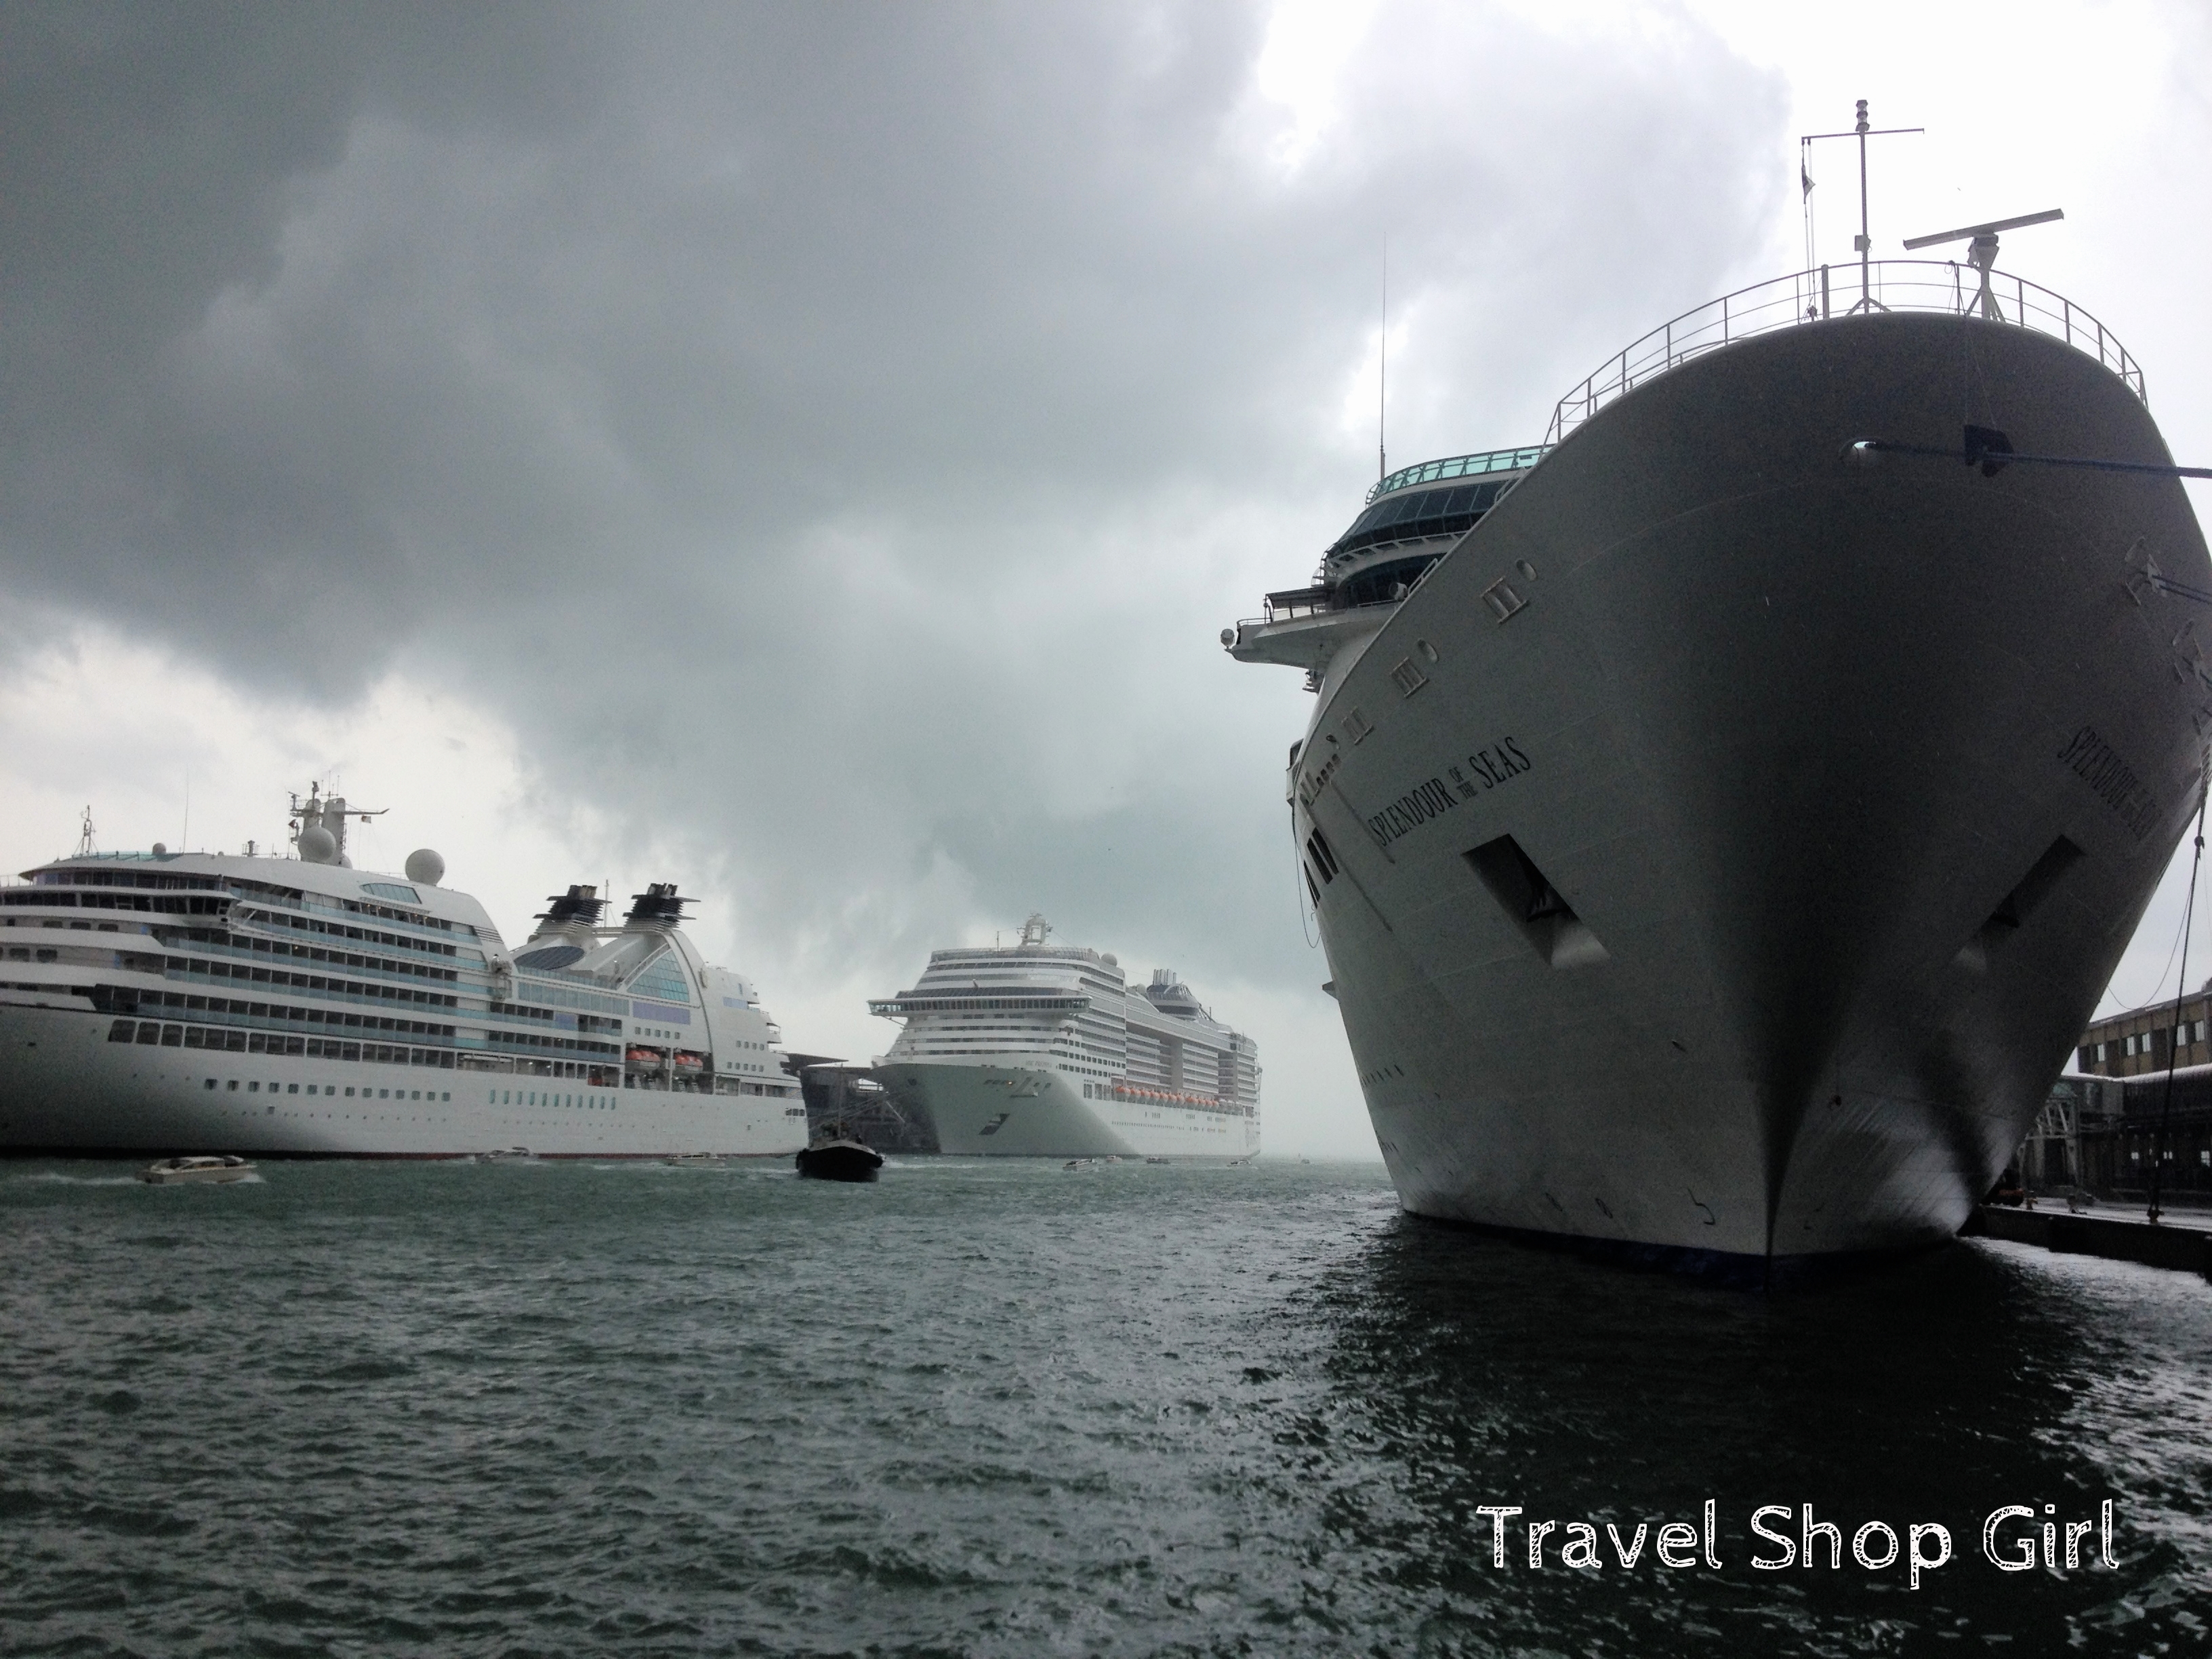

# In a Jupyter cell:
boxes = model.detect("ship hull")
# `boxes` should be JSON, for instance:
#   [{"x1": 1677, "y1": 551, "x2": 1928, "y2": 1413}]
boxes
[
  {"x1": 1299, "y1": 314, "x2": 2209, "y2": 1262},
  {"x1": 881, "y1": 1060, "x2": 1261, "y2": 1159},
  {"x1": 0, "y1": 1002, "x2": 807, "y2": 1158}
]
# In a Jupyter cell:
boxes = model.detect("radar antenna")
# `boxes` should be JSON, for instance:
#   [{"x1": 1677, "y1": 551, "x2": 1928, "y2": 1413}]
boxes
[
  {"x1": 1800, "y1": 99, "x2": 1924, "y2": 314},
  {"x1": 1901, "y1": 209, "x2": 2064, "y2": 323},
  {"x1": 287, "y1": 781, "x2": 388, "y2": 865}
]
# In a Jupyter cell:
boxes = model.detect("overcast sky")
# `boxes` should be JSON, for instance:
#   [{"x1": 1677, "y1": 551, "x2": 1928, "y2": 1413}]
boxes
[{"x1": 3, "y1": 1, "x2": 2207, "y2": 1155}]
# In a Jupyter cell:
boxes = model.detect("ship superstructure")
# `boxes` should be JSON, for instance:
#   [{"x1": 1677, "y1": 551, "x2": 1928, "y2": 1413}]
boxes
[
  {"x1": 869, "y1": 914, "x2": 1260, "y2": 1157},
  {"x1": 0, "y1": 787, "x2": 804, "y2": 1158},
  {"x1": 1227, "y1": 260, "x2": 2210, "y2": 1265}
]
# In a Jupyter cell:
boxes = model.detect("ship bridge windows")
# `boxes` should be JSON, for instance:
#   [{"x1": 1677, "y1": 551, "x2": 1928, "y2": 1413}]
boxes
[
  {"x1": 1325, "y1": 480, "x2": 1509, "y2": 567},
  {"x1": 1336, "y1": 555, "x2": 1444, "y2": 611}
]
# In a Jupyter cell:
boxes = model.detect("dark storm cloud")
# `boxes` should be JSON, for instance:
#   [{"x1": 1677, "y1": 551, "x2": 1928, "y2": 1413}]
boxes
[{"x1": 0, "y1": 2, "x2": 1786, "y2": 987}]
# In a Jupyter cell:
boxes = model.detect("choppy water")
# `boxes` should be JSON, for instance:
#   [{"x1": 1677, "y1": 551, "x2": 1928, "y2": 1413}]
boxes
[{"x1": 3, "y1": 1157, "x2": 2209, "y2": 1658}]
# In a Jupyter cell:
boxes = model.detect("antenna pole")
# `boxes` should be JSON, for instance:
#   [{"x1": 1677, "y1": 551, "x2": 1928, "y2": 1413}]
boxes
[
  {"x1": 1856, "y1": 99, "x2": 1872, "y2": 310},
  {"x1": 1378, "y1": 237, "x2": 1389, "y2": 485},
  {"x1": 1800, "y1": 101, "x2": 1921, "y2": 316}
]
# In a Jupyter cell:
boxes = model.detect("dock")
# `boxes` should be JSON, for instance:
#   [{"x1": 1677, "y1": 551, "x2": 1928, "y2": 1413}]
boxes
[{"x1": 1964, "y1": 1202, "x2": 2212, "y2": 1278}]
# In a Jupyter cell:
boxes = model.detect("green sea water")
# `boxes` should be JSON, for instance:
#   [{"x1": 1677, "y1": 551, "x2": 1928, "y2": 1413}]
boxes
[{"x1": 2, "y1": 1156, "x2": 2206, "y2": 1656}]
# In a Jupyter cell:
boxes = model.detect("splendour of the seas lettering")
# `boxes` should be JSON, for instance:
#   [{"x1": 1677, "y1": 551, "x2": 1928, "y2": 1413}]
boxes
[
  {"x1": 2057, "y1": 725, "x2": 2159, "y2": 840},
  {"x1": 1366, "y1": 738, "x2": 1530, "y2": 846}
]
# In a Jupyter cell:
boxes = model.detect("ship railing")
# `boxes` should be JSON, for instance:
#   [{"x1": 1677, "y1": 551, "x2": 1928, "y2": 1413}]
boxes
[
  {"x1": 1366, "y1": 445, "x2": 1552, "y2": 506},
  {"x1": 1261, "y1": 586, "x2": 1331, "y2": 623},
  {"x1": 1233, "y1": 581, "x2": 1406, "y2": 638},
  {"x1": 1544, "y1": 260, "x2": 2147, "y2": 445}
]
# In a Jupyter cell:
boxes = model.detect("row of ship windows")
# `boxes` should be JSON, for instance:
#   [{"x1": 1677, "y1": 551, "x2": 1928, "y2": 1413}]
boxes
[
  {"x1": 493, "y1": 1029, "x2": 619, "y2": 1057},
  {"x1": 112, "y1": 1021, "x2": 454, "y2": 1066},
  {"x1": 199, "y1": 1077, "x2": 450, "y2": 1101},
  {"x1": 230, "y1": 878, "x2": 459, "y2": 937},
  {"x1": 106, "y1": 990, "x2": 451, "y2": 1038},
  {"x1": 489, "y1": 1088, "x2": 616, "y2": 1109},
  {"x1": 159, "y1": 933, "x2": 460, "y2": 990},
  {"x1": 236, "y1": 905, "x2": 462, "y2": 960},
  {"x1": 222, "y1": 927, "x2": 459, "y2": 982},
  {"x1": 130, "y1": 958, "x2": 456, "y2": 1012},
  {"x1": 33, "y1": 870, "x2": 222, "y2": 892},
  {"x1": 2, "y1": 890, "x2": 215, "y2": 915}
]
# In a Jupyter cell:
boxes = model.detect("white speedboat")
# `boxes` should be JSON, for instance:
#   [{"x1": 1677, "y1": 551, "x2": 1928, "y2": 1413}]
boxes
[{"x1": 137, "y1": 1154, "x2": 255, "y2": 1185}]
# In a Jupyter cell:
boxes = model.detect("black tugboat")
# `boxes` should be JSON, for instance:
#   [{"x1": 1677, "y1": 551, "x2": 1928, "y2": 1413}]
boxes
[{"x1": 796, "y1": 1127, "x2": 884, "y2": 1183}]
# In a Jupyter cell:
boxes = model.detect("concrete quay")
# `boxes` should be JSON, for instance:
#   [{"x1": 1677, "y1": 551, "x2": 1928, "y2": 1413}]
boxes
[{"x1": 1965, "y1": 1202, "x2": 2212, "y2": 1278}]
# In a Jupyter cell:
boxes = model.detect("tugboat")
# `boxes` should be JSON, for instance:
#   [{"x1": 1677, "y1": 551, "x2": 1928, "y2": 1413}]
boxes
[{"x1": 795, "y1": 1126, "x2": 884, "y2": 1183}]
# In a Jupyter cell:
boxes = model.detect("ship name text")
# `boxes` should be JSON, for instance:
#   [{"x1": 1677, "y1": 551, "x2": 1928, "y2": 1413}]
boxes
[
  {"x1": 2058, "y1": 726, "x2": 2159, "y2": 840},
  {"x1": 1366, "y1": 739, "x2": 1532, "y2": 846}
]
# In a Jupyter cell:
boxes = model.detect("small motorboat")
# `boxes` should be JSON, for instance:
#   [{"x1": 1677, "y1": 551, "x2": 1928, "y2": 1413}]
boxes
[
  {"x1": 796, "y1": 1133, "x2": 883, "y2": 1183},
  {"x1": 473, "y1": 1146, "x2": 533, "y2": 1164},
  {"x1": 660, "y1": 1153, "x2": 720, "y2": 1167},
  {"x1": 136, "y1": 1155, "x2": 255, "y2": 1185}
]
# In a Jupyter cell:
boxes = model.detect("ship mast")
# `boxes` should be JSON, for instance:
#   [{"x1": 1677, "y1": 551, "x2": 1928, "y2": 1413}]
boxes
[{"x1": 1800, "y1": 99, "x2": 1922, "y2": 313}]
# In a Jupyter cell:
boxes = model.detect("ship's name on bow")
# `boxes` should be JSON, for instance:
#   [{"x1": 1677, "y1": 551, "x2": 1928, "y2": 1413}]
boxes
[
  {"x1": 1366, "y1": 739, "x2": 1532, "y2": 846},
  {"x1": 2057, "y1": 726, "x2": 2158, "y2": 840}
]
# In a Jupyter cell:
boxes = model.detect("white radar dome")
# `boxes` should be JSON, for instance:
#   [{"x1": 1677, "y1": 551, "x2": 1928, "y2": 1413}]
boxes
[
  {"x1": 150, "y1": 842, "x2": 167, "y2": 856},
  {"x1": 298, "y1": 825, "x2": 338, "y2": 863},
  {"x1": 405, "y1": 848, "x2": 446, "y2": 887}
]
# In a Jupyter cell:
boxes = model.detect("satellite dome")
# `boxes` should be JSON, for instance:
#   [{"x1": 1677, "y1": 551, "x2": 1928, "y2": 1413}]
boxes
[
  {"x1": 405, "y1": 848, "x2": 446, "y2": 886},
  {"x1": 298, "y1": 825, "x2": 338, "y2": 863},
  {"x1": 150, "y1": 842, "x2": 167, "y2": 857}
]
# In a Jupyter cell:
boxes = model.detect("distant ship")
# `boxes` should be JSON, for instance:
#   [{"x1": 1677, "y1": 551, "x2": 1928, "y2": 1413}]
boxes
[
  {"x1": 0, "y1": 787, "x2": 806, "y2": 1158},
  {"x1": 1226, "y1": 258, "x2": 2210, "y2": 1265},
  {"x1": 869, "y1": 914, "x2": 1261, "y2": 1158}
]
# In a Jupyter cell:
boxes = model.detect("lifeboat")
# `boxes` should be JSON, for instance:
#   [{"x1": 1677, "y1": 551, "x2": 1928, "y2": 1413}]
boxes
[
  {"x1": 672, "y1": 1050, "x2": 706, "y2": 1075},
  {"x1": 625, "y1": 1045, "x2": 665, "y2": 1069}
]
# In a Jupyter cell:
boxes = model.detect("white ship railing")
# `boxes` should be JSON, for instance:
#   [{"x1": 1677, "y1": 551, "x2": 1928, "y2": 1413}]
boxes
[{"x1": 1545, "y1": 260, "x2": 2146, "y2": 445}]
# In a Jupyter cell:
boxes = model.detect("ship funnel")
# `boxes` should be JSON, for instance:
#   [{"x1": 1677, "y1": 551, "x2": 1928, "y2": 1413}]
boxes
[
  {"x1": 528, "y1": 884, "x2": 606, "y2": 946},
  {"x1": 626, "y1": 882, "x2": 693, "y2": 929}
]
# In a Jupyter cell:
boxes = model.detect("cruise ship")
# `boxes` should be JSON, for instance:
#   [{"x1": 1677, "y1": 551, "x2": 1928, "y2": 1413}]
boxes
[
  {"x1": 1226, "y1": 260, "x2": 2210, "y2": 1265},
  {"x1": 0, "y1": 788, "x2": 806, "y2": 1158},
  {"x1": 869, "y1": 915, "x2": 1261, "y2": 1157}
]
